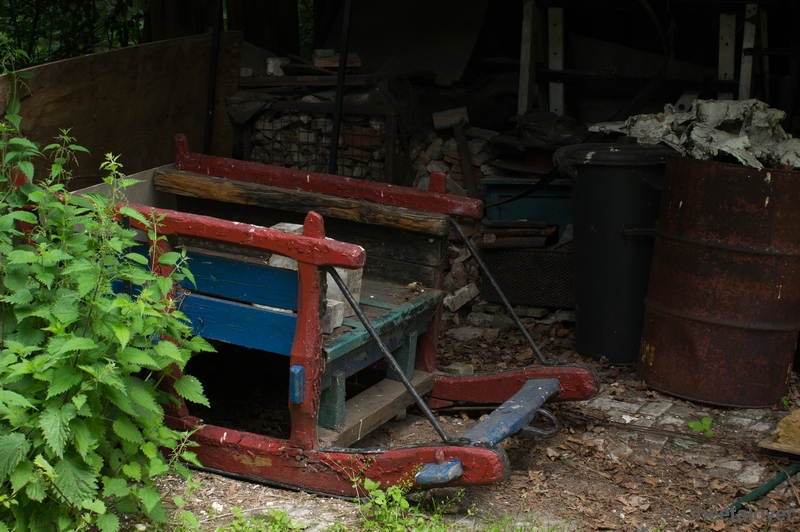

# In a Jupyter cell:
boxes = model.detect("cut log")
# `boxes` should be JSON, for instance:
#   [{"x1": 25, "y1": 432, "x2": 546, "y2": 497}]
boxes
[{"x1": 432, "y1": 107, "x2": 469, "y2": 130}]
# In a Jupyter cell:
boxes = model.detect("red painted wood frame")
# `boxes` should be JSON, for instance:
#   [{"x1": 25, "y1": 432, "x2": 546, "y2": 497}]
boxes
[
  {"x1": 123, "y1": 204, "x2": 364, "y2": 450},
  {"x1": 172, "y1": 134, "x2": 484, "y2": 220}
]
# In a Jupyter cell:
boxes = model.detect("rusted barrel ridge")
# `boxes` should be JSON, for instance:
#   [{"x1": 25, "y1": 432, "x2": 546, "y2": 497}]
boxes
[{"x1": 638, "y1": 157, "x2": 800, "y2": 407}]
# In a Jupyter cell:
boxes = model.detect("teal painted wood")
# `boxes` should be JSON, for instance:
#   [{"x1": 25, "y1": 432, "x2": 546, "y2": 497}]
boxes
[
  {"x1": 358, "y1": 298, "x2": 396, "y2": 311},
  {"x1": 387, "y1": 331, "x2": 417, "y2": 382},
  {"x1": 182, "y1": 251, "x2": 299, "y2": 310},
  {"x1": 180, "y1": 293, "x2": 296, "y2": 355},
  {"x1": 323, "y1": 290, "x2": 441, "y2": 361},
  {"x1": 320, "y1": 314, "x2": 431, "y2": 390},
  {"x1": 464, "y1": 379, "x2": 561, "y2": 446},
  {"x1": 415, "y1": 461, "x2": 463, "y2": 486},
  {"x1": 318, "y1": 370, "x2": 346, "y2": 429}
]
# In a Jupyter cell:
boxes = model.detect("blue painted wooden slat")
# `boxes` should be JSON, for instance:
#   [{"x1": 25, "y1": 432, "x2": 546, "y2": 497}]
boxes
[
  {"x1": 463, "y1": 379, "x2": 561, "y2": 446},
  {"x1": 180, "y1": 293, "x2": 296, "y2": 355},
  {"x1": 415, "y1": 461, "x2": 464, "y2": 486},
  {"x1": 289, "y1": 365, "x2": 305, "y2": 404},
  {"x1": 182, "y1": 251, "x2": 299, "y2": 311}
]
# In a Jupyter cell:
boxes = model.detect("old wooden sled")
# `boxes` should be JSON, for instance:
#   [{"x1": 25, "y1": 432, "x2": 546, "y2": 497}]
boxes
[{"x1": 114, "y1": 134, "x2": 598, "y2": 497}]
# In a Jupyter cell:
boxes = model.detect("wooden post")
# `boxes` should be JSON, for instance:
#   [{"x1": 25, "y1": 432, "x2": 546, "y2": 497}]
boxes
[
  {"x1": 518, "y1": 0, "x2": 535, "y2": 116},
  {"x1": 718, "y1": 13, "x2": 736, "y2": 100},
  {"x1": 738, "y1": 4, "x2": 758, "y2": 100},
  {"x1": 759, "y1": 8, "x2": 770, "y2": 103},
  {"x1": 547, "y1": 7, "x2": 564, "y2": 116}
]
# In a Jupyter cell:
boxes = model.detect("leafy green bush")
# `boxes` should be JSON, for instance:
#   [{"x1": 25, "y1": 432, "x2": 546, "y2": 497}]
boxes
[{"x1": 0, "y1": 64, "x2": 212, "y2": 530}]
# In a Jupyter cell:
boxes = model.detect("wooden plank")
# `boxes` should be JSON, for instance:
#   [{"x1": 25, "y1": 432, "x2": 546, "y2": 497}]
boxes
[
  {"x1": 362, "y1": 257, "x2": 439, "y2": 288},
  {"x1": 738, "y1": 4, "x2": 758, "y2": 100},
  {"x1": 0, "y1": 33, "x2": 241, "y2": 177},
  {"x1": 518, "y1": 0, "x2": 536, "y2": 116},
  {"x1": 180, "y1": 293, "x2": 296, "y2": 355},
  {"x1": 454, "y1": 123, "x2": 480, "y2": 199},
  {"x1": 313, "y1": 52, "x2": 361, "y2": 68},
  {"x1": 153, "y1": 169, "x2": 450, "y2": 236},
  {"x1": 173, "y1": 135, "x2": 484, "y2": 220},
  {"x1": 181, "y1": 250, "x2": 299, "y2": 310},
  {"x1": 718, "y1": 13, "x2": 737, "y2": 100},
  {"x1": 323, "y1": 218, "x2": 446, "y2": 267},
  {"x1": 316, "y1": 371, "x2": 435, "y2": 448},
  {"x1": 323, "y1": 289, "x2": 441, "y2": 361},
  {"x1": 239, "y1": 75, "x2": 369, "y2": 87},
  {"x1": 547, "y1": 7, "x2": 565, "y2": 116}
]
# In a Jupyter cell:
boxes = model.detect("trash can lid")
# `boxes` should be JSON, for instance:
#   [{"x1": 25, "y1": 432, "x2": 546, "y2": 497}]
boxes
[{"x1": 554, "y1": 141, "x2": 676, "y2": 176}]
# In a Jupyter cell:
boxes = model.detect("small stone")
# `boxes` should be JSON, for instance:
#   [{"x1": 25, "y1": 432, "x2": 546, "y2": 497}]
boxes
[
  {"x1": 554, "y1": 310, "x2": 576, "y2": 322},
  {"x1": 473, "y1": 303, "x2": 502, "y2": 313},
  {"x1": 481, "y1": 163, "x2": 502, "y2": 176},
  {"x1": 240, "y1": 67, "x2": 253, "y2": 77},
  {"x1": 443, "y1": 283, "x2": 480, "y2": 312},
  {"x1": 492, "y1": 313, "x2": 514, "y2": 331},
  {"x1": 606, "y1": 441, "x2": 633, "y2": 462},
  {"x1": 482, "y1": 328, "x2": 500, "y2": 340},
  {"x1": 443, "y1": 138, "x2": 458, "y2": 151},
  {"x1": 468, "y1": 139, "x2": 488, "y2": 155},
  {"x1": 301, "y1": 95, "x2": 321, "y2": 103},
  {"x1": 322, "y1": 299, "x2": 345, "y2": 334},
  {"x1": 440, "y1": 362, "x2": 474, "y2": 375},
  {"x1": 445, "y1": 326, "x2": 484, "y2": 342},
  {"x1": 514, "y1": 306, "x2": 548, "y2": 318},
  {"x1": 426, "y1": 160, "x2": 450, "y2": 174},
  {"x1": 467, "y1": 312, "x2": 494, "y2": 327},
  {"x1": 314, "y1": 48, "x2": 335, "y2": 58}
]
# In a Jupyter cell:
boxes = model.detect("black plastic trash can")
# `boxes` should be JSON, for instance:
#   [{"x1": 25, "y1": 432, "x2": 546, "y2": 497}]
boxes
[{"x1": 554, "y1": 140, "x2": 672, "y2": 364}]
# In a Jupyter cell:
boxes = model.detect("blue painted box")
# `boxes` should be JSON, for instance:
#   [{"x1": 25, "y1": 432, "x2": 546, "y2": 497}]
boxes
[{"x1": 484, "y1": 178, "x2": 573, "y2": 238}]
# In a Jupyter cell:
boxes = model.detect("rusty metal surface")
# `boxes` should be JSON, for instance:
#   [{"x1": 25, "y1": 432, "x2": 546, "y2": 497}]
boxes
[{"x1": 638, "y1": 157, "x2": 800, "y2": 407}]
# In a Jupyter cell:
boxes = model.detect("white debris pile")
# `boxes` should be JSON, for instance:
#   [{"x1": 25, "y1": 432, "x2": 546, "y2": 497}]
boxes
[{"x1": 590, "y1": 99, "x2": 800, "y2": 170}]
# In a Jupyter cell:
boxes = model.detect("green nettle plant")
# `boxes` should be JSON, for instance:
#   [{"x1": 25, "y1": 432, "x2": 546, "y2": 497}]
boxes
[{"x1": 0, "y1": 58, "x2": 212, "y2": 530}]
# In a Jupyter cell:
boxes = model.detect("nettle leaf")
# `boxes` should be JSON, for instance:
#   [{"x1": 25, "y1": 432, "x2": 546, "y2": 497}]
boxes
[
  {"x1": 127, "y1": 382, "x2": 162, "y2": 417},
  {"x1": 0, "y1": 433, "x2": 31, "y2": 479},
  {"x1": 39, "y1": 404, "x2": 77, "y2": 457},
  {"x1": 96, "y1": 513, "x2": 120, "y2": 532},
  {"x1": 70, "y1": 418, "x2": 97, "y2": 459},
  {"x1": 7, "y1": 249, "x2": 37, "y2": 264},
  {"x1": 117, "y1": 205, "x2": 149, "y2": 226},
  {"x1": 148, "y1": 457, "x2": 169, "y2": 477},
  {"x1": 2, "y1": 210, "x2": 38, "y2": 224},
  {"x1": 122, "y1": 461, "x2": 141, "y2": 482},
  {"x1": 53, "y1": 456, "x2": 98, "y2": 507},
  {"x1": 111, "y1": 323, "x2": 131, "y2": 349},
  {"x1": 26, "y1": 478, "x2": 46, "y2": 502},
  {"x1": 102, "y1": 477, "x2": 130, "y2": 498},
  {"x1": 17, "y1": 161, "x2": 34, "y2": 180},
  {"x1": 139, "y1": 442, "x2": 158, "y2": 460},
  {"x1": 138, "y1": 485, "x2": 161, "y2": 513},
  {"x1": 47, "y1": 364, "x2": 83, "y2": 398},
  {"x1": 112, "y1": 416, "x2": 143, "y2": 444},
  {"x1": 82, "y1": 498, "x2": 106, "y2": 514},
  {"x1": 11, "y1": 459, "x2": 34, "y2": 492},
  {"x1": 154, "y1": 340, "x2": 183, "y2": 362},
  {"x1": 173, "y1": 375, "x2": 209, "y2": 407},
  {"x1": 103, "y1": 385, "x2": 136, "y2": 416},
  {"x1": 189, "y1": 335, "x2": 216, "y2": 353},
  {"x1": 54, "y1": 337, "x2": 97, "y2": 356},
  {"x1": 118, "y1": 347, "x2": 159, "y2": 370},
  {"x1": 156, "y1": 251, "x2": 181, "y2": 266},
  {"x1": 4, "y1": 288, "x2": 33, "y2": 305}
]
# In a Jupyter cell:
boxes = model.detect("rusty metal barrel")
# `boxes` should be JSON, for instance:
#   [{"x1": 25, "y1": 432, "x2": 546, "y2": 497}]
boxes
[{"x1": 638, "y1": 157, "x2": 800, "y2": 407}]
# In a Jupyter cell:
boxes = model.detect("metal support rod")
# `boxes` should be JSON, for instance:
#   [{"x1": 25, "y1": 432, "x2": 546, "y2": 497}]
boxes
[
  {"x1": 325, "y1": 267, "x2": 454, "y2": 443},
  {"x1": 448, "y1": 217, "x2": 554, "y2": 365},
  {"x1": 203, "y1": 0, "x2": 223, "y2": 154},
  {"x1": 327, "y1": 0, "x2": 353, "y2": 175}
]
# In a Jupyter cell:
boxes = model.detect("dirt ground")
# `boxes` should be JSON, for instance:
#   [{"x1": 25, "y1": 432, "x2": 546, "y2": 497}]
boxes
[{"x1": 148, "y1": 309, "x2": 800, "y2": 532}]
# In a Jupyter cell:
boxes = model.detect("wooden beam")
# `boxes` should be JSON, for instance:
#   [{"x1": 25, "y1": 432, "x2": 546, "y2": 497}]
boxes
[
  {"x1": 173, "y1": 135, "x2": 484, "y2": 220},
  {"x1": 718, "y1": 13, "x2": 736, "y2": 100},
  {"x1": 738, "y1": 4, "x2": 758, "y2": 100},
  {"x1": 547, "y1": 7, "x2": 565, "y2": 116},
  {"x1": 153, "y1": 169, "x2": 451, "y2": 236},
  {"x1": 518, "y1": 0, "x2": 535, "y2": 116},
  {"x1": 316, "y1": 371, "x2": 435, "y2": 448}
]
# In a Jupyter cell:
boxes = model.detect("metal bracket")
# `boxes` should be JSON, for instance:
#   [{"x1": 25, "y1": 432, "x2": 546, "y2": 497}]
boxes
[{"x1": 521, "y1": 407, "x2": 559, "y2": 438}]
